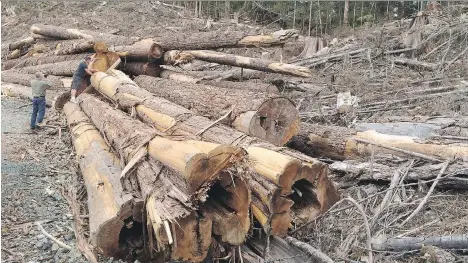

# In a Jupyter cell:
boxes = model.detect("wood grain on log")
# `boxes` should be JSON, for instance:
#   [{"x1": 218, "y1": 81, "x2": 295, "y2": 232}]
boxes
[
  {"x1": 17, "y1": 59, "x2": 81, "y2": 76},
  {"x1": 134, "y1": 75, "x2": 299, "y2": 146},
  {"x1": 2, "y1": 54, "x2": 85, "y2": 70},
  {"x1": 1, "y1": 71, "x2": 65, "y2": 89},
  {"x1": 114, "y1": 39, "x2": 163, "y2": 60}
]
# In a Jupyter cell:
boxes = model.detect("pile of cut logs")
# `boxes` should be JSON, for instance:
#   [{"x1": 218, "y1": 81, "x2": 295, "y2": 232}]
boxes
[{"x1": 1, "y1": 24, "x2": 340, "y2": 262}]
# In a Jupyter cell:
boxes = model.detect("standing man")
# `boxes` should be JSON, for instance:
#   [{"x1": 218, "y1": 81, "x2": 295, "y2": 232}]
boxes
[
  {"x1": 30, "y1": 72, "x2": 50, "y2": 130},
  {"x1": 70, "y1": 55, "x2": 98, "y2": 103}
]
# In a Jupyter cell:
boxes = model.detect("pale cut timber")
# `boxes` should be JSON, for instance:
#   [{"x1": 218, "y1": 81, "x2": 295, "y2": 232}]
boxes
[
  {"x1": 113, "y1": 39, "x2": 163, "y2": 60},
  {"x1": 90, "y1": 71, "x2": 339, "y2": 235},
  {"x1": 159, "y1": 69, "x2": 280, "y2": 94},
  {"x1": 17, "y1": 60, "x2": 81, "y2": 76},
  {"x1": 2, "y1": 54, "x2": 84, "y2": 70},
  {"x1": 9, "y1": 36, "x2": 35, "y2": 50},
  {"x1": 30, "y1": 24, "x2": 140, "y2": 45},
  {"x1": 63, "y1": 102, "x2": 136, "y2": 259},
  {"x1": 1, "y1": 71, "x2": 65, "y2": 89},
  {"x1": 166, "y1": 50, "x2": 312, "y2": 77},
  {"x1": 134, "y1": 75, "x2": 299, "y2": 146},
  {"x1": 122, "y1": 62, "x2": 162, "y2": 77},
  {"x1": 154, "y1": 29, "x2": 298, "y2": 50},
  {"x1": 79, "y1": 93, "x2": 246, "y2": 200}
]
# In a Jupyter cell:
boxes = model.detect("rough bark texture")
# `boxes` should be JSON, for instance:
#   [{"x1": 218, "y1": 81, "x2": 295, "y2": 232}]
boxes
[
  {"x1": 1, "y1": 82, "x2": 60, "y2": 107},
  {"x1": 9, "y1": 36, "x2": 35, "y2": 50},
  {"x1": 154, "y1": 29, "x2": 298, "y2": 50},
  {"x1": 114, "y1": 39, "x2": 163, "y2": 60},
  {"x1": 159, "y1": 69, "x2": 279, "y2": 94},
  {"x1": 31, "y1": 24, "x2": 139, "y2": 45},
  {"x1": 121, "y1": 62, "x2": 162, "y2": 77},
  {"x1": 393, "y1": 57, "x2": 438, "y2": 71},
  {"x1": 90, "y1": 71, "x2": 340, "y2": 236},
  {"x1": 54, "y1": 40, "x2": 94, "y2": 55},
  {"x1": 17, "y1": 59, "x2": 81, "y2": 76},
  {"x1": 1, "y1": 71, "x2": 65, "y2": 89},
  {"x1": 2, "y1": 54, "x2": 85, "y2": 70},
  {"x1": 372, "y1": 235, "x2": 468, "y2": 251},
  {"x1": 168, "y1": 50, "x2": 312, "y2": 77},
  {"x1": 134, "y1": 75, "x2": 299, "y2": 146},
  {"x1": 63, "y1": 102, "x2": 136, "y2": 259},
  {"x1": 242, "y1": 236, "x2": 311, "y2": 263}
]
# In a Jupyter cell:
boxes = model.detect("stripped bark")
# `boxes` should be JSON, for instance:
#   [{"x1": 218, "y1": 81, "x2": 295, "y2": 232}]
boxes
[{"x1": 134, "y1": 75, "x2": 299, "y2": 146}]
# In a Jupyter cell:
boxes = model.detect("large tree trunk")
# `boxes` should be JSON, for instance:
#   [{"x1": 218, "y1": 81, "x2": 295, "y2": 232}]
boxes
[
  {"x1": 30, "y1": 24, "x2": 140, "y2": 45},
  {"x1": 9, "y1": 36, "x2": 35, "y2": 50},
  {"x1": 63, "y1": 102, "x2": 138, "y2": 259},
  {"x1": 372, "y1": 235, "x2": 468, "y2": 251},
  {"x1": 2, "y1": 54, "x2": 84, "y2": 70},
  {"x1": 113, "y1": 39, "x2": 163, "y2": 60},
  {"x1": 154, "y1": 29, "x2": 298, "y2": 50},
  {"x1": 17, "y1": 59, "x2": 81, "y2": 76},
  {"x1": 291, "y1": 123, "x2": 468, "y2": 161},
  {"x1": 1, "y1": 71, "x2": 66, "y2": 89},
  {"x1": 90, "y1": 71, "x2": 340, "y2": 237},
  {"x1": 164, "y1": 50, "x2": 312, "y2": 77},
  {"x1": 1, "y1": 82, "x2": 60, "y2": 107},
  {"x1": 54, "y1": 40, "x2": 94, "y2": 55},
  {"x1": 121, "y1": 62, "x2": 162, "y2": 77},
  {"x1": 159, "y1": 69, "x2": 280, "y2": 94},
  {"x1": 79, "y1": 94, "x2": 251, "y2": 246},
  {"x1": 134, "y1": 75, "x2": 299, "y2": 146}
]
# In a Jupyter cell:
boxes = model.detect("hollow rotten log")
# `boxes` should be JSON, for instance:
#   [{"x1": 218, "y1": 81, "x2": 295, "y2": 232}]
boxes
[
  {"x1": 63, "y1": 102, "x2": 138, "y2": 259},
  {"x1": 90, "y1": 71, "x2": 339, "y2": 236},
  {"x1": 164, "y1": 50, "x2": 312, "y2": 78},
  {"x1": 154, "y1": 29, "x2": 298, "y2": 50},
  {"x1": 290, "y1": 123, "x2": 468, "y2": 161},
  {"x1": 79, "y1": 94, "x2": 251, "y2": 248},
  {"x1": 134, "y1": 75, "x2": 299, "y2": 146},
  {"x1": 159, "y1": 69, "x2": 279, "y2": 94}
]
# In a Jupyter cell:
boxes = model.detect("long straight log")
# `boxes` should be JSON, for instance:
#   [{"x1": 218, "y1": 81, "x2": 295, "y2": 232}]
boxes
[
  {"x1": 54, "y1": 40, "x2": 94, "y2": 55},
  {"x1": 134, "y1": 75, "x2": 299, "y2": 146},
  {"x1": 154, "y1": 29, "x2": 298, "y2": 50},
  {"x1": 292, "y1": 123, "x2": 468, "y2": 161},
  {"x1": 165, "y1": 50, "x2": 312, "y2": 78},
  {"x1": 90, "y1": 71, "x2": 340, "y2": 236},
  {"x1": 17, "y1": 59, "x2": 81, "y2": 76},
  {"x1": 121, "y1": 62, "x2": 162, "y2": 77},
  {"x1": 9, "y1": 36, "x2": 35, "y2": 50},
  {"x1": 372, "y1": 235, "x2": 468, "y2": 251},
  {"x1": 2, "y1": 54, "x2": 85, "y2": 70},
  {"x1": 79, "y1": 94, "x2": 251, "y2": 246},
  {"x1": 63, "y1": 102, "x2": 137, "y2": 259},
  {"x1": 393, "y1": 58, "x2": 438, "y2": 71},
  {"x1": 159, "y1": 69, "x2": 280, "y2": 94},
  {"x1": 1, "y1": 82, "x2": 59, "y2": 107},
  {"x1": 1, "y1": 71, "x2": 66, "y2": 89},
  {"x1": 113, "y1": 39, "x2": 163, "y2": 60}
]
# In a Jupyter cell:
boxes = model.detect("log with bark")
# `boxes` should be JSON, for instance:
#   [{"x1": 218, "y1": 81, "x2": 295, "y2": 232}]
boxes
[
  {"x1": 1, "y1": 82, "x2": 60, "y2": 107},
  {"x1": 2, "y1": 54, "x2": 85, "y2": 70},
  {"x1": 1, "y1": 71, "x2": 66, "y2": 89},
  {"x1": 159, "y1": 69, "x2": 280, "y2": 94},
  {"x1": 9, "y1": 36, "x2": 35, "y2": 50},
  {"x1": 134, "y1": 75, "x2": 299, "y2": 146},
  {"x1": 17, "y1": 59, "x2": 81, "y2": 76},
  {"x1": 63, "y1": 102, "x2": 138, "y2": 259},
  {"x1": 164, "y1": 50, "x2": 312, "y2": 78},
  {"x1": 54, "y1": 40, "x2": 94, "y2": 55},
  {"x1": 393, "y1": 57, "x2": 438, "y2": 71},
  {"x1": 78, "y1": 94, "x2": 251, "y2": 247},
  {"x1": 90, "y1": 71, "x2": 339, "y2": 236},
  {"x1": 372, "y1": 235, "x2": 468, "y2": 251},
  {"x1": 121, "y1": 62, "x2": 162, "y2": 77},
  {"x1": 154, "y1": 29, "x2": 298, "y2": 50},
  {"x1": 289, "y1": 123, "x2": 468, "y2": 161},
  {"x1": 30, "y1": 24, "x2": 139, "y2": 45},
  {"x1": 113, "y1": 39, "x2": 163, "y2": 60}
]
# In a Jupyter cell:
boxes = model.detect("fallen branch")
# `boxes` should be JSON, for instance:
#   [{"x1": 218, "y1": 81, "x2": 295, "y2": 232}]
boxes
[
  {"x1": 284, "y1": 237, "x2": 334, "y2": 263},
  {"x1": 372, "y1": 234, "x2": 468, "y2": 251},
  {"x1": 35, "y1": 222, "x2": 72, "y2": 250},
  {"x1": 346, "y1": 197, "x2": 373, "y2": 263}
]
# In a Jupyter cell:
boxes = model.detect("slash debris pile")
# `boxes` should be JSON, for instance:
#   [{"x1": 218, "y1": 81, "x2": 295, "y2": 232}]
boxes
[{"x1": 1, "y1": 2, "x2": 468, "y2": 263}]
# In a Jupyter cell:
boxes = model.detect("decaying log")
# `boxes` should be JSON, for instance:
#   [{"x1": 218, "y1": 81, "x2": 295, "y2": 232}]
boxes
[
  {"x1": 165, "y1": 50, "x2": 312, "y2": 78},
  {"x1": 31, "y1": 24, "x2": 139, "y2": 45},
  {"x1": 159, "y1": 70, "x2": 279, "y2": 94},
  {"x1": 2, "y1": 54, "x2": 85, "y2": 70},
  {"x1": 290, "y1": 48, "x2": 367, "y2": 67},
  {"x1": 1, "y1": 71, "x2": 65, "y2": 89},
  {"x1": 121, "y1": 62, "x2": 162, "y2": 77},
  {"x1": 54, "y1": 40, "x2": 94, "y2": 55},
  {"x1": 113, "y1": 39, "x2": 163, "y2": 60},
  {"x1": 90, "y1": 71, "x2": 339, "y2": 236},
  {"x1": 1, "y1": 82, "x2": 59, "y2": 107},
  {"x1": 63, "y1": 102, "x2": 136, "y2": 259},
  {"x1": 393, "y1": 57, "x2": 438, "y2": 71},
  {"x1": 134, "y1": 75, "x2": 299, "y2": 146},
  {"x1": 242, "y1": 235, "x2": 311, "y2": 263},
  {"x1": 17, "y1": 59, "x2": 81, "y2": 76},
  {"x1": 154, "y1": 29, "x2": 298, "y2": 50},
  {"x1": 372, "y1": 235, "x2": 468, "y2": 251},
  {"x1": 290, "y1": 123, "x2": 468, "y2": 161},
  {"x1": 9, "y1": 36, "x2": 35, "y2": 50}
]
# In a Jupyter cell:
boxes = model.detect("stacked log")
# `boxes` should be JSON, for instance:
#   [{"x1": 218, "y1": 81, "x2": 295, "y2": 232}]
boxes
[
  {"x1": 89, "y1": 70, "x2": 339, "y2": 237},
  {"x1": 77, "y1": 93, "x2": 251, "y2": 261},
  {"x1": 2, "y1": 54, "x2": 85, "y2": 70},
  {"x1": 134, "y1": 75, "x2": 299, "y2": 146},
  {"x1": 1, "y1": 71, "x2": 66, "y2": 89}
]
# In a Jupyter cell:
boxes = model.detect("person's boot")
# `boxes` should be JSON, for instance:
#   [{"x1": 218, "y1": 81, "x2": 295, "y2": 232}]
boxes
[{"x1": 70, "y1": 97, "x2": 78, "y2": 104}]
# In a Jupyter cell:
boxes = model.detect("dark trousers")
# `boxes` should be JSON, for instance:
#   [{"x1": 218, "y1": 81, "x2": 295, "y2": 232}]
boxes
[{"x1": 31, "y1": 97, "x2": 46, "y2": 128}]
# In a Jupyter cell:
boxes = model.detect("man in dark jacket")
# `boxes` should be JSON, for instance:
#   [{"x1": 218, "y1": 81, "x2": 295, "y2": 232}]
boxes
[{"x1": 70, "y1": 55, "x2": 98, "y2": 103}]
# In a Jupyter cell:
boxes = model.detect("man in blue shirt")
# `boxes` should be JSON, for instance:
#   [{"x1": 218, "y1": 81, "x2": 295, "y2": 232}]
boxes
[{"x1": 70, "y1": 55, "x2": 98, "y2": 103}]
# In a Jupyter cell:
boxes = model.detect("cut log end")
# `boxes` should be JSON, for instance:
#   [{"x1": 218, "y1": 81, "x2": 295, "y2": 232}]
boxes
[
  {"x1": 150, "y1": 43, "x2": 163, "y2": 59},
  {"x1": 236, "y1": 97, "x2": 299, "y2": 146}
]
